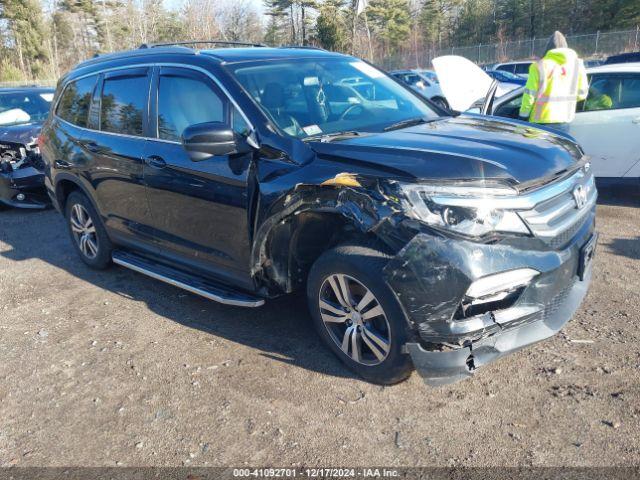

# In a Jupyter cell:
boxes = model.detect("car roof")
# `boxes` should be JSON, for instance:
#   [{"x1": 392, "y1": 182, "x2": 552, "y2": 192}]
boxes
[
  {"x1": 201, "y1": 47, "x2": 349, "y2": 63},
  {"x1": 606, "y1": 51, "x2": 640, "y2": 61},
  {"x1": 76, "y1": 45, "x2": 348, "y2": 70},
  {"x1": 587, "y1": 62, "x2": 640, "y2": 74}
]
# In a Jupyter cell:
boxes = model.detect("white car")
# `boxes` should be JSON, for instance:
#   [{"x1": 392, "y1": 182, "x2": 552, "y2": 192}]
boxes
[
  {"x1": 389, "y1": 70, "x2": 450, "y2": 110},
  {"x1": 434, "y1": 56, "x2": 640, "y2": 184},
  {"x1": 494, "y1": 61, "x2": 533, "y2": 79}
]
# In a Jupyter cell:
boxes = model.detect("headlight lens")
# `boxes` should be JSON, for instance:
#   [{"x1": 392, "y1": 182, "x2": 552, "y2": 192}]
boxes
[{"x1": 400, "y1": 183, "x2": 530, "y2": 237}]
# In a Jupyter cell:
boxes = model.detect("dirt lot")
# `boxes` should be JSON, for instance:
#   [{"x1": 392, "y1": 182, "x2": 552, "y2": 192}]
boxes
[{"x1": 1, "y1": 191, "x2": 639, "y2": 468}]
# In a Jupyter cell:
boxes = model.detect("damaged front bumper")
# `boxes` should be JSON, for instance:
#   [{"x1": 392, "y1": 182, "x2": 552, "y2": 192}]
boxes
[
  {"x1": 0, "y1": 166, "x2": 49, "y2": 209},
  {"x1": 406, "y1": 267, "x2": 591, "y2": 386},
  {"x1": 384, "y1": 208, "x2": 596, "y2": 386}
]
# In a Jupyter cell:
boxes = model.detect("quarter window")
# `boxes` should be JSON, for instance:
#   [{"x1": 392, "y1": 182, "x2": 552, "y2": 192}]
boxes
[
  {"x1": 56, "y1": 75, "x2": 97, "y2": 127},
  {"x1": 618, "y1": 76, "x2": 640, "y2": 108},
  {"x1": 157, "y1": 74, "x2": 226, "y2": 142},
  {"x1": 233, "y1": 108, "x2": 250, "y2": 137},
  {"x1": 100, "y1": 74, "x2": 148, "y2": 136}
]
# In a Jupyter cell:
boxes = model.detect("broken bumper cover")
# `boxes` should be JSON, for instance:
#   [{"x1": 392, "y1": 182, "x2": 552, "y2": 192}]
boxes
[
  {"x1": 406, "y1": 266, "x2": 591, "y2": 386},
  {"x1": 384, "y1": 209, "x2": 596, "y2": 386},
  {"x1": 0, "y1": 167, "x2": 49, "y2": 209}
]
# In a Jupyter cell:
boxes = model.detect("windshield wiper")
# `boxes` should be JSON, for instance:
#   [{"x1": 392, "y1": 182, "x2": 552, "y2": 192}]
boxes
[
  {"x1": 383, "y1": 117, "x2": 435, "y2": 132},
  {"x1": 304, "y1": 130, "x2": 363, "y2": 143}
]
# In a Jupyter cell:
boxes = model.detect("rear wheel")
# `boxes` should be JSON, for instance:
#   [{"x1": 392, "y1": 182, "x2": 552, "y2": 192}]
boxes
[
  {"x1": 65, "y1": 191, "x2": 113, "y2": 269},
  {"x1": 307, "y1": 243, "x2": 413, "y2": 384}
]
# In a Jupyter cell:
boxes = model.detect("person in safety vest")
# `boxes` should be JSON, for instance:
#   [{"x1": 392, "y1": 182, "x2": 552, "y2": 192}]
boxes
[
  {"x1": 584, "y1": 79, "x2": 614, "y2": 111},
  {"x1": 519, "y1": 31, "x2": 588, "y2": 128}
]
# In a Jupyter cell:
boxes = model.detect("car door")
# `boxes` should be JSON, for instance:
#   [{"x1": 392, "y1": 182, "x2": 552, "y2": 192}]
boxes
[
  {"x1": 569, "y1": 73, "x2": 640, "y2": 178},
  {"x1": 90, "y1": 67, "x2": 155, "y2": 247},
  {"x1": 143, "y1": 66, "x2": 255, "y2": 289}
]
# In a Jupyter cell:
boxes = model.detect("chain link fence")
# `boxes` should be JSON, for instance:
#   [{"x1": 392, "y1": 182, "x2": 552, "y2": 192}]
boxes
[
  {"x1": 382, "y1": 27, "x2": 640, "y2": 70},
  {"x1": 0, "y1": 80, "x2": 57, "y2": 88}
]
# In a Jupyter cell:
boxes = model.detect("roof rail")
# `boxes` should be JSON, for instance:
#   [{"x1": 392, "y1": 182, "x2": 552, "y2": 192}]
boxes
[
  {"x1": 278, "y1": 45, "x2": 326, "y2": 51},
  {"x1": 139, "y1": 40, "x2": 267, "y2": 49}
]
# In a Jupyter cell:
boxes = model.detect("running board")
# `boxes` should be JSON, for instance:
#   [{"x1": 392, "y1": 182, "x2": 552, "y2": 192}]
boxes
[{"x1": 112, "y1": 250, "x2": 265, "y2": 308}]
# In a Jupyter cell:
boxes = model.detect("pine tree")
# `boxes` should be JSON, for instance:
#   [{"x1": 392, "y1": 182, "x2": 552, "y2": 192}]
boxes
[
  {"x1": 315, "y1": 0, "x2": 348, "y2": 50},
  {"x1": 367, "y1": 0, "x2": 412, "y2": 54},
  {"x1": 0, "y1": 0, "x2": 49, "y2": 79}
]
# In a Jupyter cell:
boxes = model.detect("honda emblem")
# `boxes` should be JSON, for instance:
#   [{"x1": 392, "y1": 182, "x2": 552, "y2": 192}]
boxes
[{"x1": 572, "y1": 185, "x2": 587, "y2": 209}]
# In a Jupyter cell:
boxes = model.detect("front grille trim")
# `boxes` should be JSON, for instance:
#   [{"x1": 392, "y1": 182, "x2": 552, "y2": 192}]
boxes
[{"x1": 518, "y1": 169, "x2": 596, "y2": 244}]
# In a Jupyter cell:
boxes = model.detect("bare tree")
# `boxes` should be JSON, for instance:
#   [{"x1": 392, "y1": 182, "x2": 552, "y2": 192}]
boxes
[
  {"x1": 217, "y1": 0, "x2": 264, "y2": 43},
  {"x1": 183, "y1": 0, "x2": 221, "y2": 40}
]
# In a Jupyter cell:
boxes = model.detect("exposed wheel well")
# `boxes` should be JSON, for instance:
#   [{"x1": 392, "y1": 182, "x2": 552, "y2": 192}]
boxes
[
  {"x1": 263, "y1": 211, "x2": 387, "y2": 294},
  {"x1": 55, "y1": 179, "x2": 81, "y2": 211}
]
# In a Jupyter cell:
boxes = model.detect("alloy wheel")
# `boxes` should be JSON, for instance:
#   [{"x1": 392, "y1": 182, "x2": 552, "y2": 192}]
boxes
[
  {"x1": 70, "y1": 203, "x2": 99, "y2": 259},
  {"x1": 318, "y1": 274, "x2": 391, "y2": 366}
]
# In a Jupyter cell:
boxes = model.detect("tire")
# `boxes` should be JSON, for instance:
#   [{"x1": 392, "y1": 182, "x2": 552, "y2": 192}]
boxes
[
  {"x1": 65, "y1": 190, "x2": 113, "y2": 269},
  {"x1": 307, "y1": 243, "x2": 414, "y2": 385}
]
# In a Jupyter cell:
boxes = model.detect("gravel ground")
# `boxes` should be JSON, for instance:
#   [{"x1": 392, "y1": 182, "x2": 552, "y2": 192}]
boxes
[{"x1": 0, "y1": 191, "x2": 639, "y2": 468}]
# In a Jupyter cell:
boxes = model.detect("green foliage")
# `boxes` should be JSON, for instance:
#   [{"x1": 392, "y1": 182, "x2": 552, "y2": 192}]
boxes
[
  {"x1": 0, "y1": 58, "x2": 26, "y2": 82},
  {"x1": 367, "y1": 0, "x2": 411, "y2": 53},
  {"x1": 0, "y1": 0, "x2": 637, "y2": 82},
  {"x1": 0, "y1": 0, "x2": 49, "y2": 78},
  {"x1": 315, "y1": 0, "x2": 348, "y2": 50}
]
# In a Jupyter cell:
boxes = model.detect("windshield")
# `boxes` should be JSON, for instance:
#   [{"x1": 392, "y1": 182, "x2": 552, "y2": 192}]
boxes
[
  {"x1": 0, "y1": 91, "x2": 52, "y2": 126},
  {"x1": 229, "y1": 58, "x2": 439, "y2": 138},
  {"x1": 420, "y1": 71, "x2": 439, "y2": 83}
]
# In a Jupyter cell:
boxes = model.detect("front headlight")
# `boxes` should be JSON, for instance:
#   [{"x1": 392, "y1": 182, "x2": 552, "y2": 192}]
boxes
[{"x1": 400, "y1": 183, "x2": 530, "y2": 237}]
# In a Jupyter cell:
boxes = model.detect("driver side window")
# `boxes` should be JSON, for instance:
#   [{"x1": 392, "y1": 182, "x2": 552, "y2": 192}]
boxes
[{"x1": 157, "y1": 72, "x2": 227, "y2": 142}]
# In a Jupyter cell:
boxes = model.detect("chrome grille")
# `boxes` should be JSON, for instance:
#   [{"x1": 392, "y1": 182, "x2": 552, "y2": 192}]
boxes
[{"x1": 518, "y1": 169, "x2": 596, "y2": 244}]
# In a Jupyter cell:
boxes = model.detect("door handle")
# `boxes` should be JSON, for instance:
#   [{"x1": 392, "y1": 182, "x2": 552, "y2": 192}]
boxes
[
  {"x1": 54, "y1": 159, "x2": 71, "y2": 169},
  {"x1": 632, "y1": 117, "x2": 640, "y2": 124},
  {"x1": 82, "y1": 141, "x2": 102, "y2": 153},
  {"x1": 144, "y1": 155, "x2": 166, "y2": 169}
]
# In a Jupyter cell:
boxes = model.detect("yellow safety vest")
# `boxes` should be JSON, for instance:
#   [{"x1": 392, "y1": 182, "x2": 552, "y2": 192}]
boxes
[{"x1": 520, "y1": 48, "x2": 589, "y2": 124}]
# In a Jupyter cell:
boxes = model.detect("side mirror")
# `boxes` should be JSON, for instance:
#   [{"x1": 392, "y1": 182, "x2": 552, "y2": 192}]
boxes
[{"x1": 182, "y1": 122, "x2": 248, "y2": 161}]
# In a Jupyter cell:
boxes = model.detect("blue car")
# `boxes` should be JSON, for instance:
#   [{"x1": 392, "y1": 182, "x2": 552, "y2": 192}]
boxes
[{"x1": 486, "y1": 70, "x2": 527, "y2": 86}]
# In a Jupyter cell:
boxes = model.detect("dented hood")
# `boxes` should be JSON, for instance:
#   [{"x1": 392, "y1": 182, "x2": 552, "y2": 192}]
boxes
[
  {"x1": 0, "y1": 122, "x2": 42, "y2": 145},
  {"x1": 308, "y1": 116, "x2": 582, "y2": 186}
]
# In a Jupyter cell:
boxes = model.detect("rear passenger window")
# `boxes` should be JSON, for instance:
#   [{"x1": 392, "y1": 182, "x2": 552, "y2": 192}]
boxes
[
  {"x1": 100, "y1": 74, "x2": 148, "y2": 136},
  {"x1": 157, "y1": 74, "x2": 226, "y2": 142},
  {"x1": 56, "y1": 75, "x2": 97, "y2": 127}
]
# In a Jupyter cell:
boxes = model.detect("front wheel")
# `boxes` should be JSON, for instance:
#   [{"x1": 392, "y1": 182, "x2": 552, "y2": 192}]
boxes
[{"x1": 307, "y1": 243, "x2": 414, "y2": 384}]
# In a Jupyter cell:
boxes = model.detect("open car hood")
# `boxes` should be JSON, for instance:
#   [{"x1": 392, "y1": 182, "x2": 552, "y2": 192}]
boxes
[{"x1": 432, "y1": 56, "x2": 498, "y2": 112}]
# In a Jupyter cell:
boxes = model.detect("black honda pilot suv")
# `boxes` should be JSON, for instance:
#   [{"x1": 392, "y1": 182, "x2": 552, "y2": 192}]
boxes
[{"x1": 41, "y1": 42, "x2": 597, "y2": 386}]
